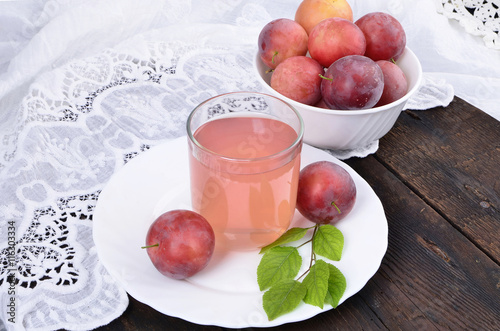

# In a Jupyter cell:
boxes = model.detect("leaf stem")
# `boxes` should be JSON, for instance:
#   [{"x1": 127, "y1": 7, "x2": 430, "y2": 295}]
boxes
[
  {"x1": 296, "y1": 238, "x2": 312, "y2": 249},
  {"x1": 296, "y1": 224, "x2": 319, "y2": 281},
  {"x1": 297, "y1": 267, "x2": 309, "y2": 281},
  {"x1": 292, "y1": 225, "x2": 318, "y2": 249}
]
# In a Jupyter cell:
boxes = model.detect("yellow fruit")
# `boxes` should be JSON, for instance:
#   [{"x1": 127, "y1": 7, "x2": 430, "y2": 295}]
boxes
[{"x1": 295, "y1": 0, "x2": 353, "y2": 35}]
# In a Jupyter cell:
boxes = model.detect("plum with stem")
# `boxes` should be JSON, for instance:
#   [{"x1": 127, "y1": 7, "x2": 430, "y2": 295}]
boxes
[
  {"x1": 142, "y1": 210, "x2": 215, "y2": 280},
  {"x1": 296, "y1": 161, "x2": 356, "y2": 225}
]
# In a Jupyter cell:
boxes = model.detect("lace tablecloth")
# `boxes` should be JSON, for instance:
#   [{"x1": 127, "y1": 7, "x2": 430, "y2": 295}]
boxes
[
  {"x1": 0, "y1": 0, "x2": 497, "y2": 330},
  {"x1": 437, "y1": 0, "x2": 499, "y2": 49}
]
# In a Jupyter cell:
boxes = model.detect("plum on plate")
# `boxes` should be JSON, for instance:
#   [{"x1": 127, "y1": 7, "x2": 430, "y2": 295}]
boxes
[
  {"x1": 296, "y1": 161, "x2": 356, "y2": 225},
  {"x1": 143, "y1": 209, "x2": 215, "y2": 280}
]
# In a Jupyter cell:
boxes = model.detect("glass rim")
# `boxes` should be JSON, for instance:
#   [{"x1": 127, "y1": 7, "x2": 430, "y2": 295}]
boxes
[{"x1": 186, "y1": 91, "x2": 304, "y2": 163}]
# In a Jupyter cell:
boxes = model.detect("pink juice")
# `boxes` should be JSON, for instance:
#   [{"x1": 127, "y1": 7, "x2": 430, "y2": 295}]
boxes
[{"x1": 189, "y1": 116, "x2": 302, "y2": 251}]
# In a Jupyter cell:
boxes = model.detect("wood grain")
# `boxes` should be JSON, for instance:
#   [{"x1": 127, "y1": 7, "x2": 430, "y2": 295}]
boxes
[
  {"x1": 375, "y1": 98, "x2": 500, "y2": 263},
  {"x1": 345, "y1": 155, "x2": 500, "y2": 331}
]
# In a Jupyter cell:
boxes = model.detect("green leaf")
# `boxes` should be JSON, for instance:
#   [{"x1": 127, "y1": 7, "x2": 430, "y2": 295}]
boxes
[
  {"x1": 257, "y1": 246, "x2": 302, "y2": 291},
  {"x1": 324, "y1": 263, "x2": 346, "y2": 308},
  {"x1": 302, "y1": 259, "x2": 330, "y2": 308},
  {"x1": 259, "y1": 227, "x2": 309, "y2": 254},
  {"x1": 263, "y1": 279, "x2": 307, "y2": 321},
  {"x1": 313, "y1": 224, "x2": 344, "y2": 261}
]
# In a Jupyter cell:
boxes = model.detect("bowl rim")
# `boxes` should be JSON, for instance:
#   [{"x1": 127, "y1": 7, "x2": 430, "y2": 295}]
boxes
[{"x1": 254, "y1": 46, "x2": 423, "y2": 116}]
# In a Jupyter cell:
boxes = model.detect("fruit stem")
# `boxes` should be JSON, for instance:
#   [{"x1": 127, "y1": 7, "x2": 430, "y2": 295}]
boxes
[
  {"x1": 319, "y1": 74, "x2": 333, "y2": 82},
  {"x1": 271, "y1": 51, "x2": 278, "y2": 64},
  {"x1": 331, "y1": 201, "x2": 342, "y2": 214},
  {"x1": 141, "y1": 243, "x2": 159, "y2": 249}
]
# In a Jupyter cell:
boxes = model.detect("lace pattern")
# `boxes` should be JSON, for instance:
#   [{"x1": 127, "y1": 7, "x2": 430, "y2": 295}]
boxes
[
  {"x1": 0, "y1": 40, "x2": 260, "y2": 330},
  {"x1": 437, "y1": 0, "x2": 500, "y2": 49}
]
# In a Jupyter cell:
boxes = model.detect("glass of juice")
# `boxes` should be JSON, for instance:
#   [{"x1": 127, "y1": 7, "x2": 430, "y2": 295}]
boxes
[{"x1": 187, "y1": 92, "x2": 304, "y2": 251}]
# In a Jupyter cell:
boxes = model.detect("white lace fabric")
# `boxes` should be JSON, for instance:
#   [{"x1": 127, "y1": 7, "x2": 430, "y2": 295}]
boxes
[
  {"x1": 1, "y1": 39, "x2": 262, "y2": 330},
  {"x1": 437, "y1": 0, "x2": 500, "y2": 49},
  {"x1": 0, "y1": 0, "x2": 495, "y2": 330}
]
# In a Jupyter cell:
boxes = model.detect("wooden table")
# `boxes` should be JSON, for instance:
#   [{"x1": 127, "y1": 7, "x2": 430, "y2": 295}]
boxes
[{"x1": 97, "y1": 97, "x2": 500, "y2": 330}]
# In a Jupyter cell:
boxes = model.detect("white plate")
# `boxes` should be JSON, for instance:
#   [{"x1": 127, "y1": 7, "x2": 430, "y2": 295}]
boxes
[{"x1": 93, "y1": 136, "x2": 388, "y2": 328}]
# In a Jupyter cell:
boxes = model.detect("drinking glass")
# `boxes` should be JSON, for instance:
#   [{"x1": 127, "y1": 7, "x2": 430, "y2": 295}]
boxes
[{"x1": 187, "y1": 92, "x2": 304, "y2": 251}]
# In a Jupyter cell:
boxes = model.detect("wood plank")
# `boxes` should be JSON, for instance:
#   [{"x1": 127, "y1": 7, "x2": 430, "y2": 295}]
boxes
[
  {"x1": 374, "y1": 98, "x2": 500, "y2": 263},
  {"x1": 265, "y1": 295, "x2": 387, "y2": 331},
  {"x1": 344, "y1": 155, "x2": 500, "y2": 331},
  {"x1": 100, "y1": 295, "x2": 222, "y2": 330}
]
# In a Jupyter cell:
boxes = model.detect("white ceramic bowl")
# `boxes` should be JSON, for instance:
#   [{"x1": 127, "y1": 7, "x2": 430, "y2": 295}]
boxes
[{"x1": 254, "y1": 47, "x2": 423, "y2": 150}]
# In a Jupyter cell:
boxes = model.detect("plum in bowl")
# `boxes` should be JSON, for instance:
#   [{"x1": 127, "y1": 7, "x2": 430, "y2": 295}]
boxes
[{"x1": 254, "y1": 47, "x2": 422, "y2": 151}]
